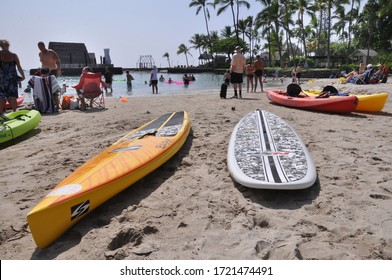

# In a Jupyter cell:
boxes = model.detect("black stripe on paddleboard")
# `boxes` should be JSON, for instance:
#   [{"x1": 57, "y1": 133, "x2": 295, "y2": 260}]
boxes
[
  {"x1": 141, "y1": 113, "x2": 173, "y2": 131},
  {"x1": 257, "y1": 110, "x2": 282, "y2": 183},
  {"x1": 163, "y1": 111, "x2": 184, "y2": 127}
]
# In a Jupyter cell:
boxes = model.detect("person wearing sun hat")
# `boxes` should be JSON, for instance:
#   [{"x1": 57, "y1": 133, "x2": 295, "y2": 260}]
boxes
[
  {"x1": 369, "y1": 63, "x2": 385, "y2": 83},
  {"x1": 230, "y1": 46, "x2": 246, "y2": 98}
]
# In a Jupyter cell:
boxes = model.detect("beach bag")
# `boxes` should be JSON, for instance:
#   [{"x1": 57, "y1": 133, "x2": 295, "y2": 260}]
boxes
[
  {"x1": 322, "y1": 85, "x2": 338, "y2": 94},
  {"x1": 220, "y1": 83, "x2": 227, "y2": 99},
  {"x1": 61, "y1": 95, "x2": 71, "y2": 110},
  {"x1": 287, "y1": 84, "x2": 302, "y2": 97}
]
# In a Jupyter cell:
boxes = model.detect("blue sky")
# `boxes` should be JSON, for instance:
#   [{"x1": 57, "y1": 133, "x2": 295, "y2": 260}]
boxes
[
  {"x1": 3, "y1": 0, "x2": 358, "y2": 70},
  {"x1": 1, "y1": 0, "x2": 263, "y2": 70}
]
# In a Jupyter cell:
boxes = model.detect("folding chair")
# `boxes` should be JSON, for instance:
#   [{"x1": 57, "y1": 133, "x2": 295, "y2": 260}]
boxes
[
  {"x1": 73, "y1": 72, "x2": 106, "y2": 109},
  {"x1": 354, "y1": 68, "x2": 374, "y2": 84}
]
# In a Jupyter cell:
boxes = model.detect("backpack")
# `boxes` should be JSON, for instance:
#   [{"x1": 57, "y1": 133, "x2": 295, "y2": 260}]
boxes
[
  {"x1": 286, "y1": 84, "x2": 302, "y2": 97},
  {"x1": 61, "y1": 95, "x2": 72, "y2": 110},
  {"x1": 322, "y1": 85, "x2": 338, "y2": 94}
]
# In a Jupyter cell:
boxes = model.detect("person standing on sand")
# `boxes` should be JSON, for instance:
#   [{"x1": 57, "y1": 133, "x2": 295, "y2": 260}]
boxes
[
  {"x1": 150, "y1": 66, "x2": 158, "y2": 94},
  {"x1": 230, "y1": 46, "x2": 246, "y2": 98},
  {"x1": 254, "y1": 55, "x2": 264, "y2": 92},
  {"x1": 245, "y1": 61, "x2": 255, "y2": 93},
  {"x1": 295, "y1": 65, "x2": 302, "y2": 84},
  {"x1": 126, "y1": 70, "x2": 134, "y2": 92},
  {"x1": 37, "y1": 41, "x2": 61, "y2": 77},
  {"x1": 0, "y1": 39, "x2": 25, "y2": 114},
  {"x1": 104, "y1": 66, "x2": 113, "y2": 95}
]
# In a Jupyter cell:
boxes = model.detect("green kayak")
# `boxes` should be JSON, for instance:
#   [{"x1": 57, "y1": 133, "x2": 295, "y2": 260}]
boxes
[{"x1": 0, "y1": 110, "x2": 41, "y2": 144}]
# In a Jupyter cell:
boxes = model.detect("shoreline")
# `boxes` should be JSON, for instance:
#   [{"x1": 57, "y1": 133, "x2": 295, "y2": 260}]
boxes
[{"x1": 1, "y1": 78, "x2": 391, "y2": 260}]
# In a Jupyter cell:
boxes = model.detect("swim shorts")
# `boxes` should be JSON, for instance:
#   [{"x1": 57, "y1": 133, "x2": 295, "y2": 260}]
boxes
[
  {"x1": 254, "y1": 69, "x2": 263, "y2": 77},
  {"x1": 230, "y1": 72, "x2": 243, "y2": 84}
]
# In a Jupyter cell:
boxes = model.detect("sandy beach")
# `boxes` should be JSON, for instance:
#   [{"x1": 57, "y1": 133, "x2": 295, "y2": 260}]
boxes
[{"x1": 1, "y1": 78, "x2": 391, "y2": 260}]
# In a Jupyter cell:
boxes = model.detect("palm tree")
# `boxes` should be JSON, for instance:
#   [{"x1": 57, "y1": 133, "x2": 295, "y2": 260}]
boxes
[
  {"x1": 235, "y1": 0, "x2": 251, "y2": 40},
  {"x1": 240, "y1": 16, "x2": 255, "y2": 61},
  {"x1": 297, "y1": 0, "x2": 316, "y2": 67},
  {"x1": 333, "y1": 4, "x2": 348, "y2": 42},
  {"x1": 162, "y1": 52, "x2": 171, "y2": 68},
  {"x1": 237, "y1": 18, "x2": 249, "y2": 42},
  {"x1": 189, "y1": 0, "x2": 214, "y2": 52},
  {"x1": 280, "y1": 0, "x2": 296, "y2": 62},
  {"x1": 325, "y1": 0, "x2": 341, "y2": 68},
  {"x1": 209, "y1": 30, "x2": 220, "y2": 58},
  {"x1": 310, "y1": 0, "x2": 327, "y2": 56},
  {"x1": 346, "y1": 0, "x2": 361, "y2": 57},
  {"x1": 213, "y1": 0, "x2": 250, "y2": 45},
  {"x1": 189, "y1": 33, "x2": 206, "y2": 55},
  {"x1": 255, "y1": 0, "x2": 283, "y2": 66},
  {"x1": 379, "y1": 0, "x2": 392, "y2": 17},
  {"x1": 220, "y1": 25, "x2": 234, "y2": 38},
  {"x1": 177, "y1": 44, "x2": 193, "y2": 67}
]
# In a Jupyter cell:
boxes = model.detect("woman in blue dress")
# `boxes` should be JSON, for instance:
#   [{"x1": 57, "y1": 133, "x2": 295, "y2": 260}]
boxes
[{"x1": 0, "y1": 39, "x2": 25, "y2": 114}]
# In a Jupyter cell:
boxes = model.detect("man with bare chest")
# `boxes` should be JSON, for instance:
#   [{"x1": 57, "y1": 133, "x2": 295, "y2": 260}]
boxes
[{"x1": 38, "y1": 41, "x2": 61, "y2": 77}]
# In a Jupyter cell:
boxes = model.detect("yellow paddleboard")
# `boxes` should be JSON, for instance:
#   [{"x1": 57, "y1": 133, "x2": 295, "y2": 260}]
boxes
[{"x1": 27, "y1": 111, "x2": 191, "y2": 248}]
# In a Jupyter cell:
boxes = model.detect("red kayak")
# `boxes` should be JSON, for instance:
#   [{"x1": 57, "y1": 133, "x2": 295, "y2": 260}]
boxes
[
  {"x1": 5, "y1": 94, "x2": 25, "y2": 110},
  {"x1": 266, "y1": 90, "x2": 358, "y2": 113}
]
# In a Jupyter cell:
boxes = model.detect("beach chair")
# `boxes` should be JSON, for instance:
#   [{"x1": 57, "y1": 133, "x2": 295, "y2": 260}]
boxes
[
  {"x1": 73, "y1": 72, "x2": 106, "y2": 109},
  {"x1": 354, "y1": 68, "x2": 374, "y2": 84}
]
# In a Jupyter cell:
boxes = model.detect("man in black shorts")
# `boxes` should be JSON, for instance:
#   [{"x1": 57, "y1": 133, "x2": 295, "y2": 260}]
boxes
[{"x1": 230, "y1": 46, "x2": 246, "y2": 98}]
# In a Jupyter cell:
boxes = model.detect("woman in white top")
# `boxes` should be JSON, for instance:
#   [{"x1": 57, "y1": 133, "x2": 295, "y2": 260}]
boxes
[{"x1": 150, "y1": 66, "x2": 159, "y2": 94}]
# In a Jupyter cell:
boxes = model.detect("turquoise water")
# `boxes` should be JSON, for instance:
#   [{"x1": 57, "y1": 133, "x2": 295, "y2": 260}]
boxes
[{"x1": 20, "y1": 71, "x2": 289, "y2": 103}]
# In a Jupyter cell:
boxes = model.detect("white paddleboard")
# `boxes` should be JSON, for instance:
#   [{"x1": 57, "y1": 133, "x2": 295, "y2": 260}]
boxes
[{"x1": 228, "y1": 109, "x2": 317, "y2": 190}]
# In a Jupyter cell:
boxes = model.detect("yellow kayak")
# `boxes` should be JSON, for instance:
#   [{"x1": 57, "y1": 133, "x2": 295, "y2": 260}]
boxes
[
  {"x1": 27, "y1": 111, "x2": 191, "y2": 248},
  {"x1": 304, "y1": 90, "x2": 388, "y2": 112}
]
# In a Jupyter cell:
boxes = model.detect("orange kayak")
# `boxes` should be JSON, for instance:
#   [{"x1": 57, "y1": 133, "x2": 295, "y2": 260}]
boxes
[{"x1": 266, "y1": 90, "x2": 358, "y2": 113}]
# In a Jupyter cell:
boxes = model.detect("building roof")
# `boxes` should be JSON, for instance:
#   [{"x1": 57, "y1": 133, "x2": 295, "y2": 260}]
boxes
[
  {"x1": 198, "y1": 53, "x2": 213, "y2": 60},
  {"x1": 351, "y1": 49, "x2": 378, "y2": 57},
  {"x1": 48, "y1": 42, "x2": 94, "y2": 65}
]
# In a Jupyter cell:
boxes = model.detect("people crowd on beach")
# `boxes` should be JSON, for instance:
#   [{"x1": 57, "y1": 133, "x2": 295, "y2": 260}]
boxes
[
  {"x1": 342, "y1": 62, "x2": 389, "y2": 84},
  {"x1": 1, "y1": 38, "x2": 391, "y2": 115}
]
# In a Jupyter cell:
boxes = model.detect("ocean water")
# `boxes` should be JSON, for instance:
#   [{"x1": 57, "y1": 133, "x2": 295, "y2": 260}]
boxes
[{"x1": 20, "y1": 71, "x2": 289, "y2": 103}]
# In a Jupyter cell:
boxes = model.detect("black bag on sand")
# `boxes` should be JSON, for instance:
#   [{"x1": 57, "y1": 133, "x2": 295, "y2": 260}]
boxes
[
  {"x1": 220, "y1": 83, "x2": 228, "y2": 99},
  {"x1": 287, "y1": 83, "x2": 302, "y2": 97},
  {"x1": 322, "y1": 85, "x2": 338, "y2": 94}
]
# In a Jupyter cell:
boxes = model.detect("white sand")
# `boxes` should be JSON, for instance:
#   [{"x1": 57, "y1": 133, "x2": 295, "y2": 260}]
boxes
[{"x1": 1, "y1": 78, "x2": 391, "y2": 260}]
